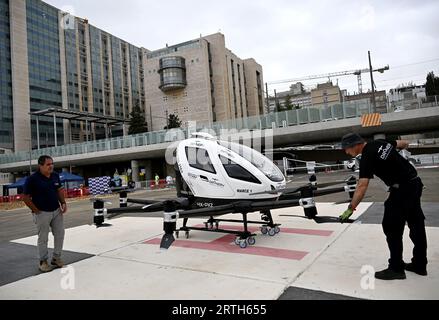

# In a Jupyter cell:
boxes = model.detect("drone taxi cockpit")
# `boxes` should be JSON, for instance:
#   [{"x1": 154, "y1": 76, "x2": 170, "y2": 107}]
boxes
[{"x1": 174, "y1": 133, "x2": 286, "y2": 205}]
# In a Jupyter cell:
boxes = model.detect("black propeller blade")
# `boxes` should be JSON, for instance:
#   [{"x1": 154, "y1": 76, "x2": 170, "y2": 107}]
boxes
[
  {"x1": 279, "y1": 214, "x2": 356, "y2": 224},
  {"x1": 126, "y1": 199, "x2": 161, "y2": 205},
  {"x1": 250, "y1": 185, "x2": 305, "y2": 196}
]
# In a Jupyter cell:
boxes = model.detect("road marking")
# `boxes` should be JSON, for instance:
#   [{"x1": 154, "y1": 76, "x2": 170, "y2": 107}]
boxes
[{"x1": 144, "y1": 225, "x2": 334, "y2": 261}]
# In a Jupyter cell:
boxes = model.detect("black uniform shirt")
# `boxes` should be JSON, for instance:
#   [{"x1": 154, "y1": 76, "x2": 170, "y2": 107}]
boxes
[
  {"x1": 23, "y1": 171, "x2": 63, "y2": 212},
  {"x1": 359, "y1": 140, "x2": 418, "y2": 187}
]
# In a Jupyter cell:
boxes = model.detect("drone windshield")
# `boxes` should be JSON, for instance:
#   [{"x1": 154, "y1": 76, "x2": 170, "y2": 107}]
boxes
[{"x1": 219, "y1": 141, "x2": 285, "y2": 182}]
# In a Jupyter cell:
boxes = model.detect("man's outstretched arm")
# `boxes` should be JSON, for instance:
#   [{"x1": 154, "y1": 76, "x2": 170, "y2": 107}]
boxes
[
  {"x1": 396, "y1": 140, "x2": 409, "y2": 150},
  {"x1": 350, "y1": 178, "x2": 370, "y2": 210}
]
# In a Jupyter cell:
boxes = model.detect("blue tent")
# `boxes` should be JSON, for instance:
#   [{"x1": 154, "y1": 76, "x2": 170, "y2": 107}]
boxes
[
  {"x1": 59, "y1": 172, "x2": 84, "y2": 183},
  {"x1": 5, "y1": 177, "x2": 28, "y2": 189}
]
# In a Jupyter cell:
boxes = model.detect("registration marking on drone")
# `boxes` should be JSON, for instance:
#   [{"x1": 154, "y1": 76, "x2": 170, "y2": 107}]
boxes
[{"x1": 144, "y1": 226, "x2": 334, "y2": 261}]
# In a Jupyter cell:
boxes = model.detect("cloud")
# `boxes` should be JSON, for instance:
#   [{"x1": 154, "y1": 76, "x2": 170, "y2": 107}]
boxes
[{"x1": 44, "y1": 0, "x2": 439, "y2": 94}]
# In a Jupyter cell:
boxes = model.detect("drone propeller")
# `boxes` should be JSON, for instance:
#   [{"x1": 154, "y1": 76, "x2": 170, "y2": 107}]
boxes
[
  {"x1": 250, "y1": 185, "x2": 306, "y2": 196},
  {"x1": 279, "y1": 214, "x2": 356, "y2": 224},
  {"x1": 251, "y1": 175, "x2": 357, "y2": 197},
  {"x1": 126, "y1": 198, "x2": 162, "y2": 206}
]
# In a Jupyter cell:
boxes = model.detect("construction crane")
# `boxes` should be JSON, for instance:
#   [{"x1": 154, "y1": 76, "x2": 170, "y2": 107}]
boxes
[{"x1": 268, "y1": 65, "x2": 389, "y2": 93}]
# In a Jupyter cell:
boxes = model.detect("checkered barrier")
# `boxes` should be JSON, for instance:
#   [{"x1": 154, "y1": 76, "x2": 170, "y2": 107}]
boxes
[{"x1": 88, "y1": 176, "x2": 111, "y2": 195}]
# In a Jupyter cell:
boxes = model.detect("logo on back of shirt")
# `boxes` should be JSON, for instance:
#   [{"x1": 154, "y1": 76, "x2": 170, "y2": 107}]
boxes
[{"x1": 378, "y1": 143, "x2": 392, "y2": 160}]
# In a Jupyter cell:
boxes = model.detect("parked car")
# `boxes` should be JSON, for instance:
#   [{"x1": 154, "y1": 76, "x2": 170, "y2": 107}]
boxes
[{"x1": 346, "y1": 155, "x2": 361, "y2": 172}]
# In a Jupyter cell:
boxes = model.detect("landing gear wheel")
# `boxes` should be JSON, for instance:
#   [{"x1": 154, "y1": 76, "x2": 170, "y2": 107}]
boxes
[
  {"x1": 215, "y1": 222, "x2": 219, "y2": 230},
  {"x1": 247, "y1": 237, "x2": 256, "y2": 246},
  {"x1": 239, "y1": 240, "x2": 248, "y2": 249},
  {"x1": 261, "y1": 226, "x2": 268, "y2": 235},
  {"x1": 235, "y1": 237, "x2": 241, "y2": 246},
  {"x1": 274, "y1": 226, "x2": 280, "y2": 234},
  {"x1": 268, "y1": 228, "x2": 276, "y2": 237},
  {"x1": 185, "y1": 231, "x2": 190, "y2": 239}
]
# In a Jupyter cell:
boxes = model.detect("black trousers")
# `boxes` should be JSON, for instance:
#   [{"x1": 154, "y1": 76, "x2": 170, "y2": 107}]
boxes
[{"x1": 383, "y1": 178, "x2": 428, "y2": 271}]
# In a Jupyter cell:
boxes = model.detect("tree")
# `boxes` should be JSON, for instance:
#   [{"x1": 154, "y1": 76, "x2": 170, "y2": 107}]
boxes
[
  {"x1": 128, "y1": 103, "x2": 148, "y2": 135},
  {"x1": 164, "y1": 113, "x2": 182, "y2": 130},
  {"x1": 425, "y1": 72, "x2": 439, "y2": 96},
  {"x1": 275, "y1": 101, "x2": 283, "y2": 112},
  {"x1": 283, "y1": 95, "x2": 293, "y2": 111}
]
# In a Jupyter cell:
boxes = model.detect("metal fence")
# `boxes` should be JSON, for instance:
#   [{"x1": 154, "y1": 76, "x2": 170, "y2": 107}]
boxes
[{"x1": 1, "y1": 98, "x2": 438, "y2": 166}]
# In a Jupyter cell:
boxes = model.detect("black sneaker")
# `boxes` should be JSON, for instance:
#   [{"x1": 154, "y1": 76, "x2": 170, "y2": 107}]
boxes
[
  {"x1": 404, "y1": 263, "x2": 428, "y2": 276},
  {"x1": 375, "y1": 268, "x2": 406, "y2": 280}
]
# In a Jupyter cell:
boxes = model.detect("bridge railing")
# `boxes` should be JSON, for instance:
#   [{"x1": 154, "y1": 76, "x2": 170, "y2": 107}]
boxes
[{"x1": 1, "y1": 99, "x2": 438, "y2": 166}]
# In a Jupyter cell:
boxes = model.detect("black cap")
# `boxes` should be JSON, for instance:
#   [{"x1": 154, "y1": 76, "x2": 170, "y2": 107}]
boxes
[{"x1": 341, "y1": 133, "x2": 365, "y2": 149}]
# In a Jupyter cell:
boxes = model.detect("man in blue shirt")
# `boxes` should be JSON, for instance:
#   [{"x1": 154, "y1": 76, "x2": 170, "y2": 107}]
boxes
[{"x1": 23, "y1": 155, "x2": 67, "y2": 273}]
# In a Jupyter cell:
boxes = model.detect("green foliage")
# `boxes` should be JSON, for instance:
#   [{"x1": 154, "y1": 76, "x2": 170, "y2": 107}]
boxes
[
  {"x1": 164, "y1": 113, "x2": 182, "y2": 130},
  {"x1": 128, "y1": 104, "x2": 148, "y2": 135},
  {"x1": 426, "y1": 72, "x2": 439, "y2": 96},
  {"x1": 284, "y1": 95, "x2": 293, "y2": 110}
]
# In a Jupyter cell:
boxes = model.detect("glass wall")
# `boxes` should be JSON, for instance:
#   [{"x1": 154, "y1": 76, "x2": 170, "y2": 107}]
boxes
[
  {"x1": 129, "y1": 44, "x2": 140, "y2": 110},
  {"x1": 158, "y1": 56, "x2": 186, "y2": 92},
  {"x1": 111, "y1": 36, "x2": 123, "y2": 119},
  {"x1": 89, "y1": 25, "x2": 106, "y2": 139},
  {"x1": 89, "y1": 25, "x2": 103, "y2": 115},
  {"x1": 26, "y1": 0, "x2": 63, "y2": 148},
  {"x1": 0, "y1": 0, "x2": 13, "y2": 150}
]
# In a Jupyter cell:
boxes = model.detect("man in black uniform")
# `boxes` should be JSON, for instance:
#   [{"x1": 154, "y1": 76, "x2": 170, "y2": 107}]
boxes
[{"x1": 339, "y1": 133, "x2": 428, "y2": 280}]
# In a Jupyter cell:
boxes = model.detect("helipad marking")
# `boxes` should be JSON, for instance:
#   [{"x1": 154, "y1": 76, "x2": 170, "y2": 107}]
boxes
[
  {"x1": 144, "y1": 225, "x2": 334, "y2": 261},
  {"x1": 211, "y1": 225, "x2": 334, "y2": 237}
]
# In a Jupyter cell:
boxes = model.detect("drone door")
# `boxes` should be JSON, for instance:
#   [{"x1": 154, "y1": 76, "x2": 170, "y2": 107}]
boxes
[{"x1": 184, "y1": 146, "x2": 234, "y2": 198}]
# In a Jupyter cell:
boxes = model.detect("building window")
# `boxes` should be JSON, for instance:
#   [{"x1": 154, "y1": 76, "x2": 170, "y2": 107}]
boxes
[
  {"x1": 219, "y1": 155, "x2": 261, "y2": 184},
  {"x1": 185, "y1": 147, "x2": 216, "y2": 174},
  {"x1": 158, "y1": 56, "x2": 187, "y2": 92}
]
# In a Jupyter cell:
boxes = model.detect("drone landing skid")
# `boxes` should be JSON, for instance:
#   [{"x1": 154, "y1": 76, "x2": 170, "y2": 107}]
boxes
[{"x1": 175, "y1": 211, "x2": 281, "y2": 249}]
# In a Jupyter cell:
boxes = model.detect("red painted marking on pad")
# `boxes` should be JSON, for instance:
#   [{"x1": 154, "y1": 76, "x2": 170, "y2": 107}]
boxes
[
  {"x1": 144, "y1": 225, "x2": 333, "y2": 260},
  {"x1": 194, "y1": 224, "x2": 334, "y2": 237},
  {"x1": 145, "y1": 238, "x2": 308, "y2": 260}
]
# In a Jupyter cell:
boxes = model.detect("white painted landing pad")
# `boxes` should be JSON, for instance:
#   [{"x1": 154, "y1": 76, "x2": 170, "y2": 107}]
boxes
[
  {"x1": 293, "y1": 223, "x2": 439, "y2": 300},
  {"x1": 1, "y1": 202, "x2": 438, "y2": 299}
]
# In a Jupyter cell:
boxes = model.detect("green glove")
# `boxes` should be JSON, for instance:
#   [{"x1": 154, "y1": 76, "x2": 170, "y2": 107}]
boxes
[{"x1": 339, "y1": 208, "x2": 354, "y2": 223}]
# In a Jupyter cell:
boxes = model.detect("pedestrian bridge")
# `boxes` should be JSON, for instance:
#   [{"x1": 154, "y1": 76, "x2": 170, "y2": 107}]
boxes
[{"x1": 1, "y1": 104, "x2": 438, "y2": 173}]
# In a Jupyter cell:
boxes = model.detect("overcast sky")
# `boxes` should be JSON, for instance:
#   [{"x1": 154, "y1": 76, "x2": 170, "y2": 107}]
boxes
[{"x1": 45, "y1": 0, "x2": 439, "y2": 95}]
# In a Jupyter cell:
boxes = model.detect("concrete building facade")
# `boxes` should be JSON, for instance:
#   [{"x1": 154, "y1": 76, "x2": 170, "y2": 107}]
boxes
[
  {"x1": 388, "y1": 85, "x2": 427, "y2": 106},
  {"x1": 0, "y1": 0, "x2": 146, "y2": 152},
  {"x1": 311, "y1": 81, "x2": 342, "y2": 108},
  {"x1": 345, "y1": 90, "x2": 387, "y2": 114},
  {"x1": 267, "y1": 83, "x2": 312, "y2": 112},
  {"x1": 144, "y1": 33, "x2": 265, "y2": 131},
  {"x1": 1, "y1": 1, "x2": 265, "y2": 151}
]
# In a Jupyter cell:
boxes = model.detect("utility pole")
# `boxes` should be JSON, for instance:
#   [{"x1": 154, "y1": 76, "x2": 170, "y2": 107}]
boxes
[
  {"x1": 274, "y1": 89, "x2": 278, "y2": 112},
  {"x1": 149, "y1": 105, "x2": 153, "y2": 132},
  {"x1": 368, "y1": 51, "x2": 377, "y2": 114},
  {"x1": 265, "y1": 83, "x2": 270, "y2": 113}
]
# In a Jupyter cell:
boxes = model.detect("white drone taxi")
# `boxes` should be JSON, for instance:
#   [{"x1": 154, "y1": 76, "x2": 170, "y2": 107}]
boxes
[{"x1": 93, "y1": 133, "x2": 357, "y2": 249}]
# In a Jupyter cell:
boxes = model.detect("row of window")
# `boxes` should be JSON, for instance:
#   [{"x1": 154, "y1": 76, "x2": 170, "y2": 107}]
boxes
[{"x1": 185, "y1": 147, "x2": 261, "y2": 185}]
